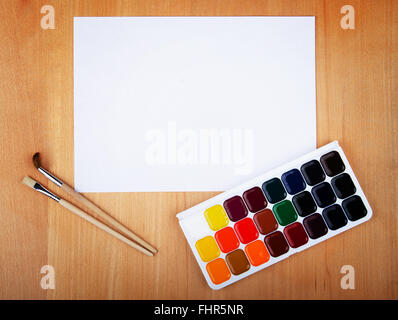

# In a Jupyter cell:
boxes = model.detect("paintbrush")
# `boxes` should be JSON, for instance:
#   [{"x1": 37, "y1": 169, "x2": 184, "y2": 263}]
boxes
[
  {"x1": 32, "y1": 152, "x2": 157, "y2": 254},
  {"x1": 22, "y1": 176, "x2": 154, "y2": 256}
]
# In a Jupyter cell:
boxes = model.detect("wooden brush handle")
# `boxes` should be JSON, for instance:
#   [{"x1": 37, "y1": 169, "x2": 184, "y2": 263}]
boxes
[
  {"x1": 61, "y1": 183, "x2": 157, "y2": 254},
  {"x1": 58, "y1": 199, "x2": 153, "y2": 256}
]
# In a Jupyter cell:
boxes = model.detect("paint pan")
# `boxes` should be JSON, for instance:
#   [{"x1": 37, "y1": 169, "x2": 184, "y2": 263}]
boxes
[{"x1": 177, "y1": 141, "x2": 372, "y2": 289}]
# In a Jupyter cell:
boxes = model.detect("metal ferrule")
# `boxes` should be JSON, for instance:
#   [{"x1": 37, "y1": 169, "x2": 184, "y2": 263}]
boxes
[
  {"x1": 33, "y1": 181, "x2": 61, "y2": 202},
  {"x1": 38, "y1": 167, "x2": 63, "y2": 187}
]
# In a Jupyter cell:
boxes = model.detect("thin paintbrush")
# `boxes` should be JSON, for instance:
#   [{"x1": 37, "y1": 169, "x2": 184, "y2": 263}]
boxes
[
  {"x1": 32, "y1": 152, "x2": 157, "y2": 254},
  {"x1": 22, "y1": 176, "x2": 153, "y2": 256}
]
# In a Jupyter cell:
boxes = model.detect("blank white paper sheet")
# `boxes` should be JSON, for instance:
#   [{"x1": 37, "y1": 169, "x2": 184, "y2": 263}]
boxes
[{"x1": 74, "y1": 17, "x2": 316, "y2": 192}]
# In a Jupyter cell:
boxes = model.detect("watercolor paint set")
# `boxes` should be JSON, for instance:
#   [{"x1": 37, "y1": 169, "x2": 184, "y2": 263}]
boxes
[{"x1": 176, "y1": 141, "x2": 372, "y2": 289}]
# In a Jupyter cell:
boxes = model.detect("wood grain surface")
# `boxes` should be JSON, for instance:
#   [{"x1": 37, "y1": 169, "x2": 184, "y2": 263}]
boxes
[{"x1": 0, "y1": 0, "x2": 397, "y2": 299}]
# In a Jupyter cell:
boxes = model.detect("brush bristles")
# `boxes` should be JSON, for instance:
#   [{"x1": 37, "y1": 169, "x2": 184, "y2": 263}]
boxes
[
  {"x1": 32, "y1": 152, "x2": 40, "y2": 169},
  {"x1": 22, "y1": 176, "x2": 38, "y2": 189}
]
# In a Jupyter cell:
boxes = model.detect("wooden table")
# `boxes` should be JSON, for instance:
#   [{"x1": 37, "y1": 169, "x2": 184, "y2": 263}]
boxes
[{"x1": 1, "y1": 0, "x2": 397, "y2": 299}]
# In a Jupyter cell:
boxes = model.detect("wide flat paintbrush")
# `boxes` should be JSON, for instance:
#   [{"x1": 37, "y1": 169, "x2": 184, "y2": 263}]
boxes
[
  {"x1": 32, "y1": 152, "x2": 157, "y2": 254},
  {"x1": 22, "y1": 176, "x2": 153, "y2": 256}
]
